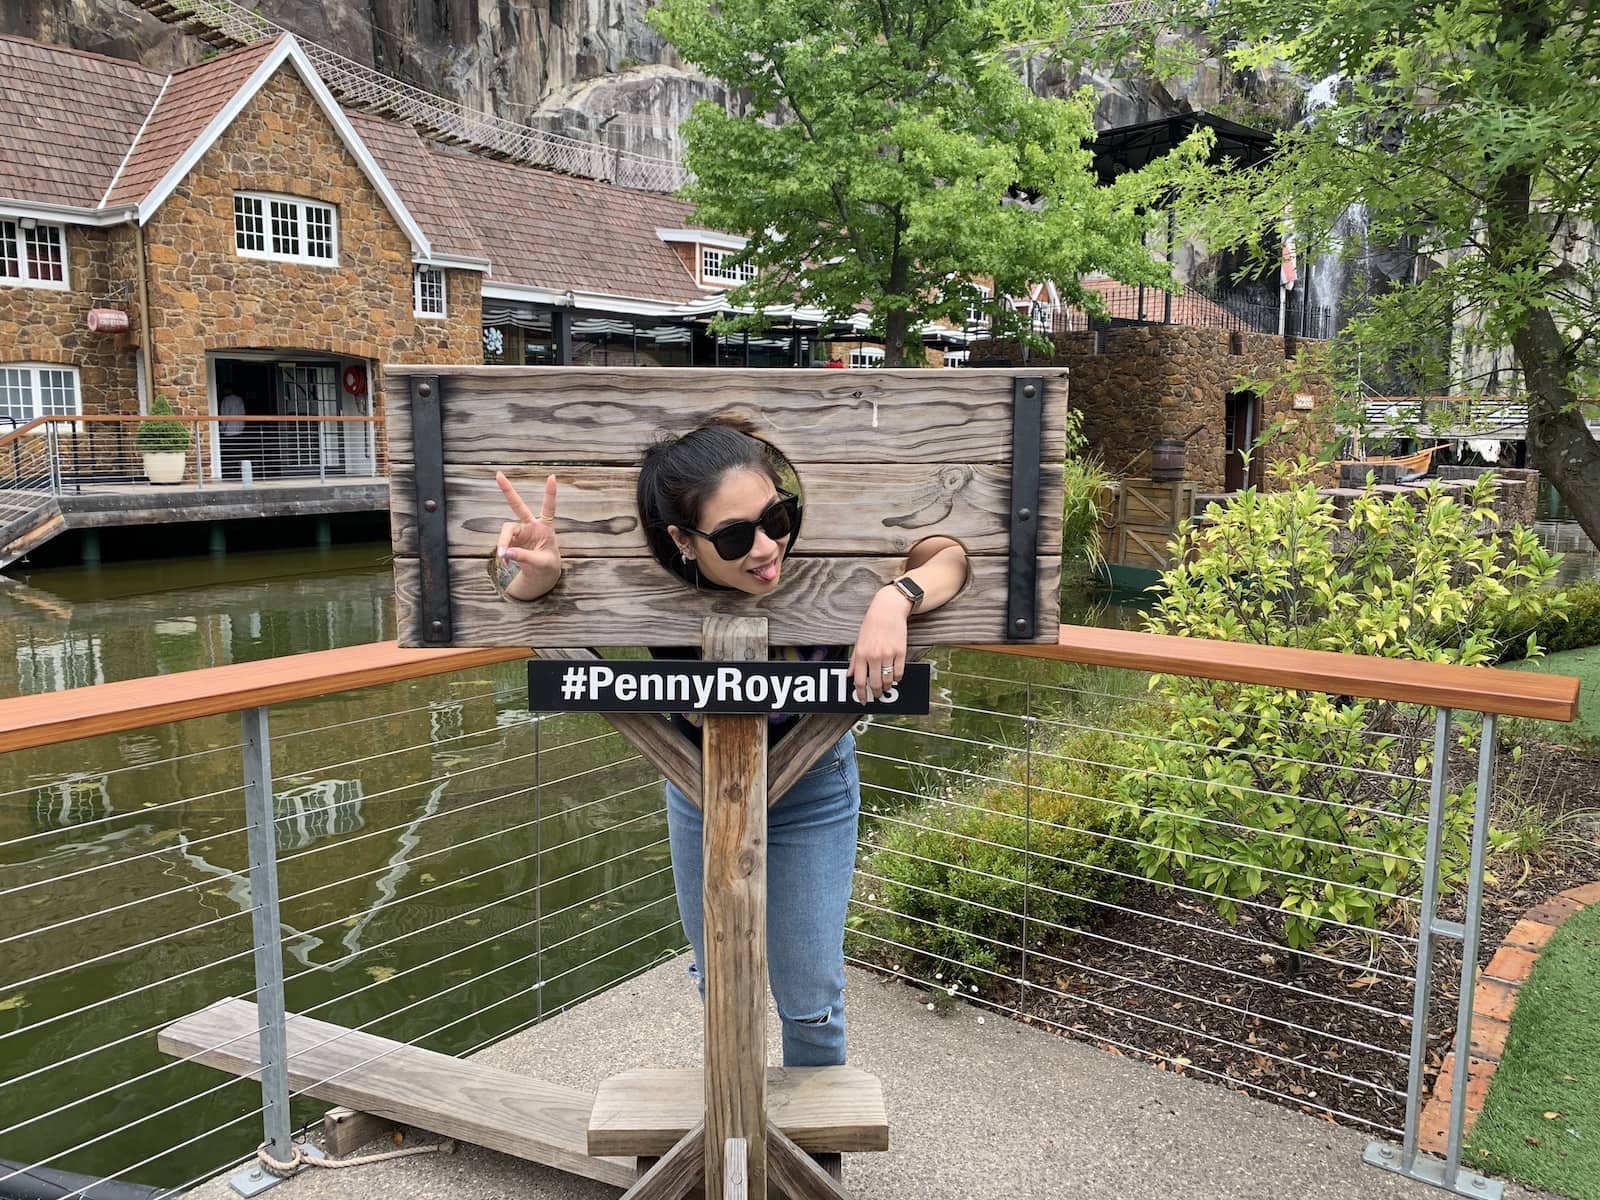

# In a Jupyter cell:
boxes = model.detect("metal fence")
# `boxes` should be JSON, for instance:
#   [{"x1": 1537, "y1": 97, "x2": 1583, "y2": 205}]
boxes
[
  {"x1": 1053, "y1": 281, "x2": 1336, "y2": 342},
  {"x1": 0, "y1": 639, "x2": 1565, "y2": 1199}
]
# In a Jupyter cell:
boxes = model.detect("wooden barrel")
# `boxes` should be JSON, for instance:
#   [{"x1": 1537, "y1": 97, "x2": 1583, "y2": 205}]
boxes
[{"x1": 1150, "y1": 438, "x2": 1187, "y2": 481}]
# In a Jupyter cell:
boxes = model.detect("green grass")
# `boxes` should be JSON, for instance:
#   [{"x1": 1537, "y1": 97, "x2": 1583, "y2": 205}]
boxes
[
  {"x1": 1468, "y1": 900, "x2": 1600, "y2": 1198},
  {"x1": 1511, "y1": 645, "x2": 1600, "y2": 748}
]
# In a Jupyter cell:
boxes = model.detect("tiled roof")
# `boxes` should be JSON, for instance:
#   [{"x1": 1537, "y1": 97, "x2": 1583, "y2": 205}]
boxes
[
  {"x1": 348, "y1": 112, "x2": 485, "y2": 262},
  {"x1": 103, "y1": 40, "x2": 279, "y2": 208},
  {"x1": 431, "y1": 147, "x2": 703, "y2": 300},
  {"x1": 0, "y1": 35, "x2": 165, "y2": 208}
]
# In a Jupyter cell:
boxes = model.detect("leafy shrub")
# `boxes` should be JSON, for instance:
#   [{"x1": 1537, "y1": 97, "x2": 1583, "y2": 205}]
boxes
[
  {"x1": 1498, "y1": 579, "x2": 1600, "y2": 661},
  {"x1": 857, "y1": 727, "x2": 1135, "y2": 985},
  {"x1": 134, "y1": 396, "x2": 191, "y2": 454},
  {"x1": 1122, "y1": 466, "x2": 1563, "y2": 949}
]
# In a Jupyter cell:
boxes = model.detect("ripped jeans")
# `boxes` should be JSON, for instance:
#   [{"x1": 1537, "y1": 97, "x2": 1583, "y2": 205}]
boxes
[{"x1": 665, "y1": 732, "x2": 859, "y2": 1067}]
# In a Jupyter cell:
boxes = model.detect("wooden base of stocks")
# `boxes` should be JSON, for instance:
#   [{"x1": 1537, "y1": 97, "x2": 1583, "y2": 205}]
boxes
[{"x1": 588, "y1": 617, "x2": 887, "y2": 1200}]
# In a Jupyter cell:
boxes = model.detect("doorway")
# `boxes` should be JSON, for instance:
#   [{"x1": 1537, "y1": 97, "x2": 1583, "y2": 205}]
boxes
[
  {"x1": 1223, "y1": 391, "x2": 1263, "y2": 492},
  {"x1": 210, "y1": 354, "x2": 375, "y2": 481}
]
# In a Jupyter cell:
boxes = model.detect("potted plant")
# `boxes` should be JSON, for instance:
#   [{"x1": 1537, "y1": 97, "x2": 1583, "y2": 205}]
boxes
[{"x1": 135, "y1": 395, "x2": 191, "y2": 484}]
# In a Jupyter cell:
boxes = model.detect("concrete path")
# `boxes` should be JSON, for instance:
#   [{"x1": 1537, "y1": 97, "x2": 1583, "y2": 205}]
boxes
[{"x1": 185, "y1": 961, "x2": 1550, "y2": 1200}]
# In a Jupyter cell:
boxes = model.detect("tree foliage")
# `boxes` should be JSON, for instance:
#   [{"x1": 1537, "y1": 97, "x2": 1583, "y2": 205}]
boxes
[
  {"x1": 648, "y1": 0, "x2": 1201, "y2": 363},
  {"x1": 1155, "y1": 0, "x2": 1600, "y2": 544},
  {"x1": 1122, "y1": 468, "x2": 1564, "y2": 949}
]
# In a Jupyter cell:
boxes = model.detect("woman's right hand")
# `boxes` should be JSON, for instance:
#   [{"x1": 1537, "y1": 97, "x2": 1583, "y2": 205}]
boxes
[{"x1": 494, "y1": 471, "x2": 562, "y2": 600}]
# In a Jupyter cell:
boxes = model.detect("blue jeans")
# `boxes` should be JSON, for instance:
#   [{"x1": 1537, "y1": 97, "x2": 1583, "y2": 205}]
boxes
[{"x1": 665, "y1": 731, "x2": 859, "y2": 1067}]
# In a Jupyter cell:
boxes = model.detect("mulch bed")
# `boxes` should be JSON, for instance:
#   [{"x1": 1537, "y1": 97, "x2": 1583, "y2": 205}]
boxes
[{"x1": 859, "y1": 738, "x2": 1600, "y2": 1137}]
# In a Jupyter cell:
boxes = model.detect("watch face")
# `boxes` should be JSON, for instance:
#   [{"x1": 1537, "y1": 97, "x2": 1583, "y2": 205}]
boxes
[{"x1": 896, "y1": 577, "x2": 924, "y2": 603}]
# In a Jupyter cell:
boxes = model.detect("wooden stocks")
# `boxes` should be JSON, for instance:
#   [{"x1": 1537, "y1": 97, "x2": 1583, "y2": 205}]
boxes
[{"x1": 701, "y1": 616, "x2": 770, "y2": 1199}]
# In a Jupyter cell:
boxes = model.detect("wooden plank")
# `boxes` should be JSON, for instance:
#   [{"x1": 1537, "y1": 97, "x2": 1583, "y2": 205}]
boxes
[
  {"x1": 0, "y1": 642, "x2": 530, "y2": 754},
  {"x1": 382, "y1": 366, "x2": 1067, "y2": 465},
  {"x1": 538, "y1": 648, "x2": 703, "y2": 802},
  {"x1": 393, "y1": 555, "x2": 1064, "y2": 648},
  {"x1": 157, "y1": 999, "x2": 635, "y2": 1188},
  {"x1": 321, "y1": 1107, "x2": 395, "y2": 1157},
  {"x1": 390, "y1": 463, "x2": 1063, "y2": 558},
  {"x1": 588, "y1": 1068, "x2": 889, "y2": 1157},
  {"x1": 701, "y1": 616, "x2": 769, "y2": 1200},
  {"x1": 724, "y1": 1139, "x2": 748, "y2": 1200},
  {"x1": 766, "y1": 1124, "x2": 853, "y2": 1200},
  {"x1": 965, "y1": 625, "x2": 1583, "y2": 722},
  {"x1": 622, "y1": 1124, "x2": 705, "y2": 1200}
]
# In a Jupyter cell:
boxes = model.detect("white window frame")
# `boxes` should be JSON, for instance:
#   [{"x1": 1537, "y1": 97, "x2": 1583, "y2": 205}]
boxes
[
  {"x1": 966, "y1": 285, "x2": 992, "y2": 329},
  {"x1": 413, "y1": 266, "x2": 448, "y2": 319},
  {"x1": 943, "y1": 351, "x2": 969, "y2": 368},
  {"x1": 0, "y1": 363, "x2": 83, "y2": 430},
  {"x1": 702, "y1": 246, "x2": 757, "y2": 285},
  {"x1": 848, "y1": 348, "x2": 884, "y2": 369},
  {"x1": 0, "y1": 218, "x2": 69, "y2": 291},
  {"x1": 233, "y1": 191, "x2": 339, "y2": 267}
]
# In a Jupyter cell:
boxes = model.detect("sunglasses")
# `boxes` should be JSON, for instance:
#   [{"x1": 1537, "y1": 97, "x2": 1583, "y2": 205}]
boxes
[{"x1": 686, "y1": 493, "x2": 801, "y2": 561}]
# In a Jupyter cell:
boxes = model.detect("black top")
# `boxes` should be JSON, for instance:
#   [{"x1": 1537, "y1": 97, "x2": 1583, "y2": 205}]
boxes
[{"x1": 649, "y1": 644, "x2": 844, "y2": 746}]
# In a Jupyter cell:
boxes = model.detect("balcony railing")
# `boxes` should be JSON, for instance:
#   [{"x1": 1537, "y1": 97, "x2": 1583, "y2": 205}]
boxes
[
  {"x1": 1052, "y1": 281, "x2": 1336, "y2": 341},
  {"x1": 0, "y1": 631, "x2": 1578, "y2": 1198}
]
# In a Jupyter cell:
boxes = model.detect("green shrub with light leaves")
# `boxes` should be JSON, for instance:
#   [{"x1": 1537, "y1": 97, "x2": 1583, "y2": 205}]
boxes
[{"x1": 1120, "y1": 465, "x2": 1563, "y2": 949}]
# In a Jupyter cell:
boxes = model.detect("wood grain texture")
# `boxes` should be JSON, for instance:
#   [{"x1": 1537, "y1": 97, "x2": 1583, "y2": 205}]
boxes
[
  {"x1": 766, "y1": 1124, "x2": 854, "y2": 1200},
  {"x1": 321, "y1": 1107, "x2": 395, "y2": 1157},
  {"x1": 158, "y1": 999, "x2": 634, "y2": 1188},
  {"x1": 390, "y1": 463, "x2": 1062, "y2": 558},
  {"x1": 701, "y1": 617, "x2": 769, "y2": 1200},
  {"x1": 0, "y1": 641, "x2": 530, "y2": 754},
  {"x1": 622, "y1": 1124, "x2": 706, "y2": 1200},
  {"x1": 382, "y1": 366, "x2": 1067, "y2": 465},
  {"x1": 588, "y1": 1067, "x2": 889, "y2": 1157},
  {"x1": 966, "y1": 625, "x2": 1583, "y2": 722},
  {"x1": 724, "y1": 1138, "x2": 748, "y2": 1200},
  {"x1": 538, "y1": 648, "x2": 703, "y2": 801},
  {"x1": 393, "y1": 555, "x2": 1063, "y2": 649}
]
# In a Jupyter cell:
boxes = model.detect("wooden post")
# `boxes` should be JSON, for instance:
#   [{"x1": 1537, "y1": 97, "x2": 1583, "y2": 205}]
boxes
[{"x1": 701, "y1": 616, "x2": 769, "y2": 1200}]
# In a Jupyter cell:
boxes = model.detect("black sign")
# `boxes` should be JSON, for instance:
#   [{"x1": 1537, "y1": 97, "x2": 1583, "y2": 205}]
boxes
[{"x1": 529, "y1": 660, "x2": 931, "y2": 715}]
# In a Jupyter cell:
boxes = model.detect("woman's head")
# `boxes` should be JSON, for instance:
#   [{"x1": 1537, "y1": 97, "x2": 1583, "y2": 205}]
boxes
[{"x1": 637, "y1": 421, "x2": 800, "y2": 595}]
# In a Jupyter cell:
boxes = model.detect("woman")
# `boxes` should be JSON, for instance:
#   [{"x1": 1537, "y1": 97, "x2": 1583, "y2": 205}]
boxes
[{"x1": 491, "y1": 421, "x2": 968, "y2": 1066}]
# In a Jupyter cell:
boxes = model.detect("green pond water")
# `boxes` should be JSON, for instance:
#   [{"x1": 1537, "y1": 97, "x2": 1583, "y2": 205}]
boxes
[{"x1": 0, "y1": 545, "x2": 1129, "y2": 1192}]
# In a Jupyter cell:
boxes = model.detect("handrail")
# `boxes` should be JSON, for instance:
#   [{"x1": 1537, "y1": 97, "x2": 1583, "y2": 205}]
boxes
[
  {"x1": 0, "y1": 415, "x2": 382, "y2": 454},
  {"x1": 0, "y1": 417, "x2": 51, "y2": 453},
  {"x1": 969, "y1": 625, "x2": 1579, "y2": 722},
  {"x1": 0, "y1": 626, "x2": 1578, "y2": 754}
]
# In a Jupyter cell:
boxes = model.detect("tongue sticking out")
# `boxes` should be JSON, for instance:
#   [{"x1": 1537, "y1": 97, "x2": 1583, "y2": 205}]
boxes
[{"x1": 751, "y1": 562, "x2": 779, "y2": 583}]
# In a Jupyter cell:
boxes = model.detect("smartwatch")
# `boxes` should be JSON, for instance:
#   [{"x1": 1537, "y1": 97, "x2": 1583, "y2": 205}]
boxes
[{"x1": 890, "y1": 575, "x2": 924, "y2": 611}]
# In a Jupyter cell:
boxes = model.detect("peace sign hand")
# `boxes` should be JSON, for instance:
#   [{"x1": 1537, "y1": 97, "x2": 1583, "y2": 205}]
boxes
[{"x1": 494, "y1": 471, "x2": 563, "y2": 601}]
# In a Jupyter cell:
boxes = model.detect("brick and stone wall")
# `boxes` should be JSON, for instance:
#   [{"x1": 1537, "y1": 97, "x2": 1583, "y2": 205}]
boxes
[
  {"x1": 978, "y1": 325, "x2": 1333, "y2": 491},
  {"x1": 0, "y1": 224, "x2": 140, "y2": 417},
  {"x1": 141, "y1": 65, "x2": 482, "y2": 424}
]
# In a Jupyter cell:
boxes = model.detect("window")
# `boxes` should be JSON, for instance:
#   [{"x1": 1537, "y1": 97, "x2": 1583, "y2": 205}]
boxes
[
  {"x1": 0, "y1": 364, "x2": 81, "y2": 427},
  {"x1": 233, "y1": 192, "x2": 337, "y2": 265},
  {"x1": 966, "y1": 285, "x2": 991, "y2": 328},
  {"x1": 702, "y1": 247, "x2": 756, "y2": 285},
  {"x1": 414, "y1": 267, "x2": 447, "y2": 318},
  {"x1": 848, "y1": 348, "x2": 884, "y2": 369},
  {"x1": 943, "y1": 351, "x2": 969, "y2": 368},
  {"x1": 0, "y1": 219, "x2": 67, "y2": 288}
]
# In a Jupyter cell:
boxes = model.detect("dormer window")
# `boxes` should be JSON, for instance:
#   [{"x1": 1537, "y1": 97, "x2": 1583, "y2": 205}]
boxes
[
  {"x1": 702, "y1": 247, "x2": 756, "y2": 285},
  {"x1": 234, "y1": 193, "x2": 338, "y2": 266},
  {"x1": 413, "y1": 266, "x2": 447, "y2": 318},
  {"x1": 0, "y1": 219, "x2": 68, "y2": 289}
]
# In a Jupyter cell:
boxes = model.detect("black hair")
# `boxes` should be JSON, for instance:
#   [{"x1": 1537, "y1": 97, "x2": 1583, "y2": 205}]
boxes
[{"x1": 636, "y1": 419, "x2": 797, "y2": 586}]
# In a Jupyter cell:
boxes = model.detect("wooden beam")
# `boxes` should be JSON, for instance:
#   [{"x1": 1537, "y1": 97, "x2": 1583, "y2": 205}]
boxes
[
  {"x1": 390, "y1": 463, "x2": 1062, "y2": 558},
  {"x1": 321, "y1": 1107, "x2": 395, "y2": 1157},
  {"x1": 622, "y1": 1124, "x2": 705, "y2": 1200},
  {"x1": 701, "y1": 616, "x2": 769, "y2": 1200},
  {"x1": 538, "y1": 648, "x2": 703, "y2": 802},
  {"x1": 394, "y1": 555, "x2": 1063, "y2": 648},
  {"x1": 965, "y1": 624, "x2": 1583, "y2": 722},
  {"x1": 157, "y1": 999, "x2": 634, "y2": 1189},
  {"x1": 766, "y1": 1123, "x2": 853, "y2": 1200}
]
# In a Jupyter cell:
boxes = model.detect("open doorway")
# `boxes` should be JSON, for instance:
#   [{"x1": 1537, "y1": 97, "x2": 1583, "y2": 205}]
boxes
[
  {"x1": 1223, "y1": 390, "x2": 1263, "y2": 492},
  {"x1": 209, "y1": 354, "x2": 375, "y2": 481},
  {"x1": 213, "y1": 359, "x2": 274, "y2": 480}
]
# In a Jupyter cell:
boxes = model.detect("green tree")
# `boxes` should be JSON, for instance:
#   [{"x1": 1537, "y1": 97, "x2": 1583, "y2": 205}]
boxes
[
  {"x1": 1154, "y1": 0, "x2": 1600, "y2": 545},
  {"x1": 647, "y1": 0, "x2": 1199, "y2": 364}
]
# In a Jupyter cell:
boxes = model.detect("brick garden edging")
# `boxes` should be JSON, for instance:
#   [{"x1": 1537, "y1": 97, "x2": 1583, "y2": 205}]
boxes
[{"x1": 1419, "y1": 881, "x2": 1600, "y2": 1155}]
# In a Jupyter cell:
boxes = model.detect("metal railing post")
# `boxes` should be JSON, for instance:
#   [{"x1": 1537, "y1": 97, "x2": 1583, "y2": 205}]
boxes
[
  {"x1": 235, "y1": 705, "x2": 296, "y2": 1195},
  {"x1": 46, "y1": 423, "x2": 61, "y2": 495},
  {"x1": 195, "y1": 421, "x2": 205, "y2": 490},
  {"x1": 317, "y1": 423, "x2": 326, "y2": 485}
]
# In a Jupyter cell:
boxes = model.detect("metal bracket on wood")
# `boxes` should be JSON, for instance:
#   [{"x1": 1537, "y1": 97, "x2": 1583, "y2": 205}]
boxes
[
  {"x1": 412, "y1": 374, "x2": 452, "y2": 645},
  {"x1": 1005, "y1": 376, "x2": 1044, "y2": 642}
]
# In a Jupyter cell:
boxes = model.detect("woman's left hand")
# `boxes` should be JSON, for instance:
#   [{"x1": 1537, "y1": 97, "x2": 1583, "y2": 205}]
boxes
[{"x1": 850, "y1": 588, "x2": 912, "y2": 703}]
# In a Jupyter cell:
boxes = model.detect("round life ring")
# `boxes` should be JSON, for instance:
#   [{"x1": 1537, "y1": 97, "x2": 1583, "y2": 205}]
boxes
[{"x1": 342, "y1": 365, "x2": 368, "y2": 396}]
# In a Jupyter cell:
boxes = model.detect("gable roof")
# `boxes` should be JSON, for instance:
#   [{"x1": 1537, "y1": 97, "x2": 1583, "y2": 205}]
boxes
[
  {"x1": 432, "y1": 147, "x2": 703, "y2": 300},
  {"x1": 0, "y1": 36, "x2": 164, "y2": 210},
  {"x1": 348, "y1": 112, "x2": 486, "y2": 264}
]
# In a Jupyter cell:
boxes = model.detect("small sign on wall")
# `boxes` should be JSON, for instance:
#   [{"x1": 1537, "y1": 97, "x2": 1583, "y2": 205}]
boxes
[
  {"x1": 529, "y1": 660, "x2": 932, "y2": 715},
  {"x1": 1293, "y1": 393, "x2": 1316, "y2": 411}
]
